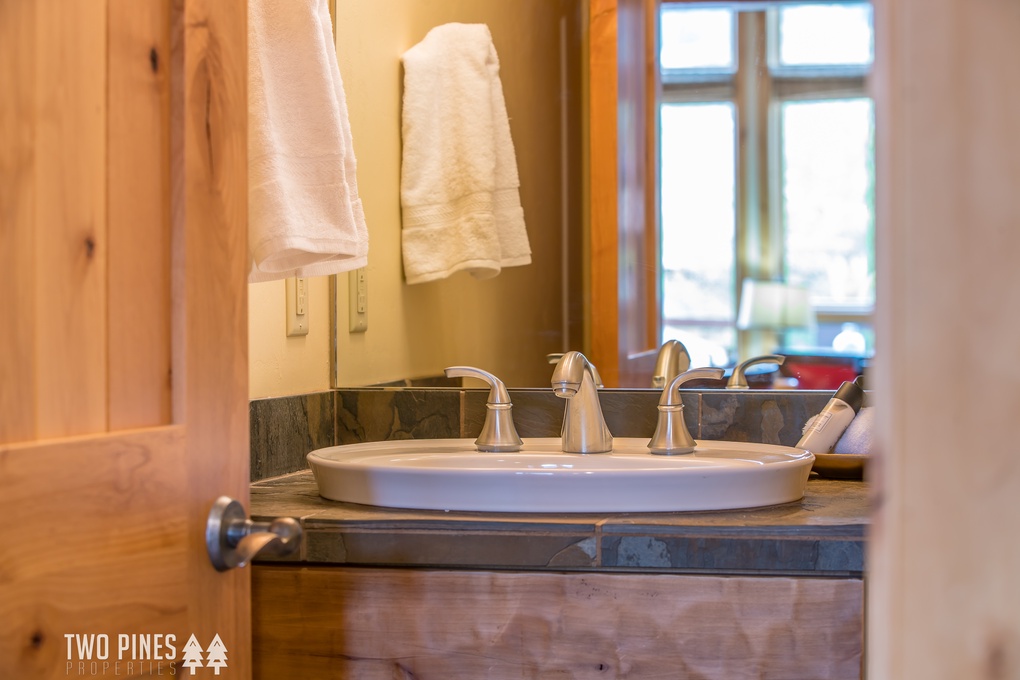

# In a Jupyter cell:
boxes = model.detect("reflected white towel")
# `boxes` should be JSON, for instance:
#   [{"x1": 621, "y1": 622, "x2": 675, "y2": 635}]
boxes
[
  {"x1": 834, "y1": 406, "x2": 874, "y2": 454},
  {"x1": 400, "y1": 23, "x2": 531, "y2": 284},
  {"x1": 248, "y1": 0, "x2": 368, "y2": 283}
]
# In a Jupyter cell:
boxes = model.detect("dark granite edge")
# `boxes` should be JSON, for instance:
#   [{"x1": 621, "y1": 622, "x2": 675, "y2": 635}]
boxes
[{"x1": 251, "y1": 472, "x2": 867, "y2": 575}]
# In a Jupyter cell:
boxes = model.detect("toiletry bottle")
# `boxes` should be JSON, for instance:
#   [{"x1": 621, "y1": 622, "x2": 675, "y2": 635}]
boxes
[{"x1": 796, "y1": 378, "x2": 864, "y2": 453}]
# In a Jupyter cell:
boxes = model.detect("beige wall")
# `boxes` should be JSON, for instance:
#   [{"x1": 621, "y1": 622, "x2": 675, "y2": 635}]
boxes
[
  {"x1": 249, "y1": 278, "x2": 334, "y2": 398},
  {"x1": 249, "y1": 0, "x2": 584, "y2": 397}
]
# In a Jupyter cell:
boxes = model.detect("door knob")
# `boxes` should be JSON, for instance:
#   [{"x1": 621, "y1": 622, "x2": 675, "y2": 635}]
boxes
[{"x1": 205, "y1": 496, "x2": 302, "y2": 571}]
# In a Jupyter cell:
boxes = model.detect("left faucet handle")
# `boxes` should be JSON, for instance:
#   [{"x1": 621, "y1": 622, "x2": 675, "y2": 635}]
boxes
[{"x1": 445, "y1": 366, "x2": 523, "y2": 452}]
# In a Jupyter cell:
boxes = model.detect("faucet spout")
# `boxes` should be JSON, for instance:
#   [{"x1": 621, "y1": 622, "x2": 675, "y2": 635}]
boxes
[
  {"x1": 551, "y1": 351, "x2": 613, "y2": 453},
  {"x1": 651, "y1": 339, "x2": 692, "y2": 388}
]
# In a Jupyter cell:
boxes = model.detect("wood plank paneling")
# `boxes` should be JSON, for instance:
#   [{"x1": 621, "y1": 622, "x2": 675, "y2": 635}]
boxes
[
  {"x1": 0, "y1": 0, "x2": 39, "y2": 444},
  {"x1": 254, "y1": 566, "x2": 864, "y2": 680},
  {"x1": 33, "y1": 0, "x2": 109, "y2": 439},
  {"x1": 107, "y1": 0, "x2": 173, "y2": 430}
]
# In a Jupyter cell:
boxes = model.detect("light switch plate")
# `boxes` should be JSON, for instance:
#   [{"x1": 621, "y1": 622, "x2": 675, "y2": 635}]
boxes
[
  {"x1": 349, "y1": 268, "x2": 368, "y2": 333},
  {"x1": 286, "y1": 277, "x2": 309, "y2": 337}
]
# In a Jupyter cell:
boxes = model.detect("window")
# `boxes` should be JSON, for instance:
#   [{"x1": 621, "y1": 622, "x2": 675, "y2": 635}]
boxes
[{"x1": 659, "y1": 2, "x2": 875, "y2": 366}]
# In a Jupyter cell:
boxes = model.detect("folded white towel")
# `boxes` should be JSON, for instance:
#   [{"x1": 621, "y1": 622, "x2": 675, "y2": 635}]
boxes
[
  {"x1": 248, "y1": 0, "x2": 368, "y2": 283},
  {"x1": 834, "y1": 406, "x2": 874, "y2": 455},
  {"x1": 400, "y1": 23, "x2": 531, "y2": 284}
]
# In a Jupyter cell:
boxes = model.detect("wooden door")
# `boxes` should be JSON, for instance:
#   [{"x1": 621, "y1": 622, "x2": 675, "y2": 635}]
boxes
[{"x1": 0, "y1": 1, "x2": 249, "y2": 678}]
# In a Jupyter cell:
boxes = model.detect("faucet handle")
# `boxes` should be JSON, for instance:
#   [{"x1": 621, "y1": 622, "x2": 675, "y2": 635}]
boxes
[
  {"x1": 444, "y1": 366, "x2": 523, "y2": 452},
  {"x1": 727, "y1": 354, "x2": 785, "y2": 389},
  {"x1": 648, "y1": 367, "x2": 725, "y2": 455},
  {"x1": 658, "y1": 367, "x2": 726, "y2": 406}
]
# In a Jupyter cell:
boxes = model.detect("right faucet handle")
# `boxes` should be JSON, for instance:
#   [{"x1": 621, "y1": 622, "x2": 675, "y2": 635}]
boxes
[
  {"x1": 445, "y1": 366, "x2": 523, "y2": 452},
  {"x1": 727, "y1": 354, "x2": 785, "y2": 390}
]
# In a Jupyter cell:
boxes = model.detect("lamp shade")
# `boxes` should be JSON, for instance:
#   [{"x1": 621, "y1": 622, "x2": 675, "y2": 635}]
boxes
[{"x1": 736, "y1": 280, "x2": 812, "y2": 330}]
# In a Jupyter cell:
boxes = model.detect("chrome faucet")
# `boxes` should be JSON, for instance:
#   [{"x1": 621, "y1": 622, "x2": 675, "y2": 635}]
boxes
[
  {"x1": 651, "y1": 339, "x2": 692, "y2": 389},
  {"x1": 445, "y1": 366, "x2": 523, "y2": 452},
  {"x1": 648, "y1": 367, "x2": 725, "y2": 455},
  {"x1": 550, "y1": 351, "x2": 613, "y2": 453},
  {"x1": 727, "y1": 354, "x2": 785, "y2": 389}
]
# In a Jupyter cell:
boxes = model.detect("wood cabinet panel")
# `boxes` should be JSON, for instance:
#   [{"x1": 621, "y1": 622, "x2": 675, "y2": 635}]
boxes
[{"x1": 253, "y1": 566, "x2": 862, "y2": 679}]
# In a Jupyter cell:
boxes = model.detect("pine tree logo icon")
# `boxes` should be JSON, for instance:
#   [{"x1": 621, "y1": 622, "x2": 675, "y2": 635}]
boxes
[
  {"x1": 181, "y1": 635, "x2": 205, "y2": 675},
  {"x1": 205, "y1": 634, "x2": 228, "y2": 674}
]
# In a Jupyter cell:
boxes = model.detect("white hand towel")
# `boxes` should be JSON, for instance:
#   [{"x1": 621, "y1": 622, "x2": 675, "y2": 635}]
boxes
[
  {"x1": 833, "y1": 406, "x2": 874, "y2": 454},
  {"x1": 248, "y1": 0, "x2": 368, "y2": 283},
  {"x1": 400, "y1": 23, "x2": 531, "y2": 285}
]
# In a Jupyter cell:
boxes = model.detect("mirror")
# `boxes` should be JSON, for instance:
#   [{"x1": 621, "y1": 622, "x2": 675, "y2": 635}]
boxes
[
  {"x1": 331, "y1": 0, "x2": 586, "y2": 388},
  {"x1": 329, "y1": 0, "x2": 875, "y2": 389}
]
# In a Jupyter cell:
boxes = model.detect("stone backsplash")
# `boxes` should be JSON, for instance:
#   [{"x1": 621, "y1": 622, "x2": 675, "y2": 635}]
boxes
[{"x1": 250, "y1": 388, "x2": 839, "y2": 482}]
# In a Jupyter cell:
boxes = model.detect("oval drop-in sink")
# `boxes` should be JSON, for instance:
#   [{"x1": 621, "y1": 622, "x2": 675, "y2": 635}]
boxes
[{"x1": 307, "y1": 438, "x2": 814, "y2": 513}]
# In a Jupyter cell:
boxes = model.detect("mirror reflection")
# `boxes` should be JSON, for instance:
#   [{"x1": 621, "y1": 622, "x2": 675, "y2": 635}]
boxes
[{"x1": 249, "y1": 0, "x2": 875, "y2": 394}]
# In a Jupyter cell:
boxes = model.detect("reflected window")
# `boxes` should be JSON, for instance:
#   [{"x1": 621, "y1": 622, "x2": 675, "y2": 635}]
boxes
[
  {"x1": 660, "y1": 7, "x2": 735, "y2": 73},
  {"x1": 777, "y1": 3, "x2": 873, "y2": 68},
  {"x1": 782, "y1": 99, "x2": 875, "y2": 309},
  {"x1": 658, "y1": 1, "x2": 875, "y2": 362}
]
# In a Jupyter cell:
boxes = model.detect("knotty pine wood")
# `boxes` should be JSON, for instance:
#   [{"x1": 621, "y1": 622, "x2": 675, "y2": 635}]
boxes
[
  {"x1": 107, "y1": 0, "x2": 173, "y2": 431},
  {"x1": 170, "y1": 0, "x2": 251, "y2": 672},
  {"x1": 253, "y1": 566, "x2": 863, "y2": 680},
  {"x1": 0, "y1": 0, "x2": 39, "y2": 444},
  {"x1": 0, "y1": 0, "x2": 109, "y2": 440},
  {"x1": 0, "y1": 429, "x2": 190, "y2": 677}
]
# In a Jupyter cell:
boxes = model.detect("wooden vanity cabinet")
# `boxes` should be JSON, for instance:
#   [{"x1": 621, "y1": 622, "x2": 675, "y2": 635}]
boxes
[{"x1": 253, "y1": 565, "x2": 863, "y2": 679}]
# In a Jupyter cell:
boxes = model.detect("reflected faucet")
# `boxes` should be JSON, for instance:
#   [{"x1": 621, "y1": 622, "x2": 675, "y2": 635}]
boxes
[
  {"x1": 727, "y1": 354, "x2": 785, "y2": 389},
  {"x1": 648, "y1": 367, "x2": 725, "y2": 455},
  {"x1": 551, "y1": 351, "x2": 613, "y2": 454},
  {"x1": 651, "y1": 339, "x2": 692, "y2": 389}
]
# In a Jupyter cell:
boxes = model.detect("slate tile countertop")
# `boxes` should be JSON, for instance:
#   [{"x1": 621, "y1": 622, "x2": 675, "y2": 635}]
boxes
[{"x1": 251, "y1": 473, "x2": 868, "y2": 578}]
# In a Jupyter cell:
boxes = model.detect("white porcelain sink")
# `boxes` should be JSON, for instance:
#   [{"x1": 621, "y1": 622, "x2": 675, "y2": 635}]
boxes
[{"x1": 307, "y1": 438, "x2": 814, "y2": 513}]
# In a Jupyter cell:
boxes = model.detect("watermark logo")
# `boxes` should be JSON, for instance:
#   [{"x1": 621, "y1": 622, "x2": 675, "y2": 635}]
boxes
[
  {"x1": 181, "y1": 634, "x2": 228, "y2": 676},
  {"x1": 64, "y1": 632, "x2": 229, "y2": 676}
]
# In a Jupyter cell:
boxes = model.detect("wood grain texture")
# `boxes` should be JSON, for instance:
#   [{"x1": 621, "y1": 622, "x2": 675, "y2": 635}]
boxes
[
  {"x1": 589, "y1": 0, "x2": 622, "y2": 387},
  {"x1": 253, "y1": 566, "x2": 863, "y2": 680},
  {"x1": 170, "y1": 0, "x2": 251, "y2": 673},
  {"x1": 0, "y1": 428, "x2": 189, "y2": 678},
  {"x1": 589, "y1": 0, "x2": 657, "y2": 387},
  {"x1": 0, "y1": 0, "x2": 109, "y2": 441},
  {"x1": 33, "y1": 0, "x2": 109, "y2": 438},
  {"x1": 107, "y1": 0, "x2": 173, "y2": 430},
  {"x1": 869, "y1": 0, "x2": 1020, "y2": 678},
  {"x1": 0, "y1": 0, "x2": 39, "y2": 443}
]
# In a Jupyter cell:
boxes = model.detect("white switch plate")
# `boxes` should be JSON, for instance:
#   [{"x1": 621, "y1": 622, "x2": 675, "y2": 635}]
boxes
[
  {"x1": 349, "y1": 268, "x2": 368, "y2": 333},
  {"x1": 286, "y1": 277, "x2": 309, "y2": 337}
]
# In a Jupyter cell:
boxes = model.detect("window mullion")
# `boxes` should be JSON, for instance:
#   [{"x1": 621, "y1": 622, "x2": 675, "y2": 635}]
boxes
[{"x1": 735, "y1": 10, "x2": 779, "y2": 358}]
